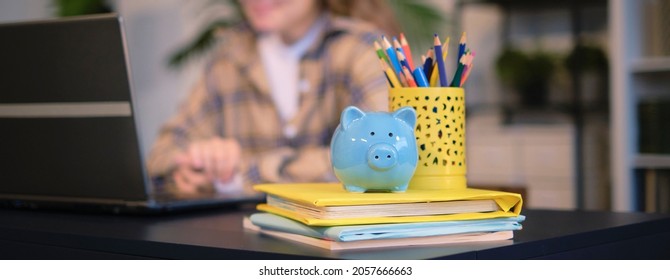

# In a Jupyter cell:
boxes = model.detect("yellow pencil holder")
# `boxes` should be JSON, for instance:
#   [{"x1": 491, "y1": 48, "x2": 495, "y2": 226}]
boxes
[{"x1": 389, "y1": 87, "x2": 467, "y2": 190}]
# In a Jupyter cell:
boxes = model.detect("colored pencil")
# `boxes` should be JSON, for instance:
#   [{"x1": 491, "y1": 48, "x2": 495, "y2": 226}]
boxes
[
  {"x1": 397, "y1": 70, "x2": 409, "y2": 87},
  {"x1": 379, "y1": 58, "x2": 400, "y2": 88},
  {"x1": 412, "y1": 67, "x2": 429, "y2": 87},
  {"x1": 377, "y1": 32, "x2": 473, "y2": 88},
  {"x1": 456, "y1": 32, "x2": 467, "y2": 69},
  {"x1": 392, "y1": 37, "x2": 407, "y2": 73},
  {"x1": 460, "y1": 51, "x2": 475, "y2": 86},
  {"x1": 430, "y1": 38, "x2": 449, "y2": 87},
  {"x1": 453, "y1": 50, "x2": 474, "y2": 87},
  {"x1": 396, "y1": 50, "x2": 411, "y2": 72},
  {"x1": 392, "y1": 37, "x2": 403, "y2": 56},
  {"x1": 373, "y1": 41, "x2": 390, "y2": 65},
  {"x1": 381, "y1": 36, "x2": 402, "y2": 76},
  {"x1": 422, "y1": 49, "x2": 434, "y2": 80},
  {"x1": 458, "y1": 32, "x2": 467, "y2": 56},
  {"x1": 450, "y1": 53, "x2": 466, "y2": 87},
  {"x1": 402, "y1": 66, "x2": 418, "y2": 87},
  {"x1": 383, "y1": 72, "x2": 393, "y2": 88},
  {"x1": 399, "y1": 33, "x2": 415, "y2": 70},
  {"x1": 432, "y1": 34, "x2": 448, "y2": 87}
]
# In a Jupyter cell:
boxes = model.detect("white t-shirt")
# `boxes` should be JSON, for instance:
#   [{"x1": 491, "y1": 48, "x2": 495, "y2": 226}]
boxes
[{"x1": 257, "y1": 15, "x2": 327, "y2": 137}]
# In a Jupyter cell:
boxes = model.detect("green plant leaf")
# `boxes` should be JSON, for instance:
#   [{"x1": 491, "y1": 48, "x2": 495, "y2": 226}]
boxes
[
  {"x1": 53, "y1": 0, "x2": 110, "y2": 17},
  {"x1": 389, "y1": 0, "x2": 448, "y2": 55},
  {"x1": 167, "y1": 0, "x2": 242, "y2": 68},
  {"x1": 565, "y1": 44, "x2": 608, "y2": 74},
  {"x1": 496, "y1": 48, "x2": 530, "y2": 87},
  {"x1": 168, "y1": 19, "x2": 236, "y2": 68}
]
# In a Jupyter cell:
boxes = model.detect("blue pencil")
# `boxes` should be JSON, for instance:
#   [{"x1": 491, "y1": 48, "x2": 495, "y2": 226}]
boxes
[
  {"x1": 456, "y1": 32, "x2": 467, "y2": 74},
  {"x1": 396, "y1": 50, "x2": 411, "y2": 72},
  {"x1": 450, "y1": 33, "x2": 468, "y2": 87},
  {"x1": 433, "y1": 34, "x2": 448, "y2": 87},
  {"x1": 457, "y1": 32, "x2": 467, "y2": 69},
  {"x1": 382, "y1": 36, "x2": 402, "y2": 76},
  {"x1": 392, "y1": 37, "x2": 405, "y2": 57},
  {"x1": 412, "y1": 67, "x2": 429, "y2": 87}
]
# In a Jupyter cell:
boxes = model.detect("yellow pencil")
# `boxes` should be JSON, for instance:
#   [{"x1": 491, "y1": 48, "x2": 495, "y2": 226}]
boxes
[{"x1": 379, "y1": 58, "x2": 400, "y2": 88}]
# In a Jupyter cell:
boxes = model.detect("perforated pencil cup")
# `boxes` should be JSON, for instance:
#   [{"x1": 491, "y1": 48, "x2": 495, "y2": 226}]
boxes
[{"x1": 389, "y1": 87, "x2": 466, "y2": 190}]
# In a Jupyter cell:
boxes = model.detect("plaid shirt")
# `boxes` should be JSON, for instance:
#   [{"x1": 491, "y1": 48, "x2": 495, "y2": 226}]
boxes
[{"x1": 147, "y1": 15, "x2": 388, "y2": 192}]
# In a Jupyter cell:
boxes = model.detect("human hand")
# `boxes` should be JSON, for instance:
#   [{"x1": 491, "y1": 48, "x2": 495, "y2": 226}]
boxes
[{"x1": 172, "y1": 138, "x2": 242, "y2": 194}]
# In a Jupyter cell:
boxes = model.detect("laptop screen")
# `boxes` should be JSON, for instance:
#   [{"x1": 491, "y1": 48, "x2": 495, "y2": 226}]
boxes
[{"x1": 0, "y1": 14, "x2": 149, "y2": 201}]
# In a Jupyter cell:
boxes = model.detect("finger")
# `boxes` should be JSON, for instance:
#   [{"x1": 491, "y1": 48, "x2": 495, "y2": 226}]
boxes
[
  {"x1": 217, "y1": 142, "x2": 233, "y2": 182},
  {"x1": 179, "y1": 165, "x2": 210, "y2": 188},
  {"x1": 212, "y1": 140, "x2": 228, "y2": 182},
  {"x1": 188, "y1": 143, "x2": 204, "y2": 170},
  {"x1": 173, "y1": 170, "x2": 198, "y2": 195},
  {"x1": 201, "y1": 140, "x2": 218, "y2": 181},
  {"x1": 220, "y1": 140, "x2": 241, "y2": 182},
  {"x1": 174, "y1": 151, "x2": 190, "y2": 167}
]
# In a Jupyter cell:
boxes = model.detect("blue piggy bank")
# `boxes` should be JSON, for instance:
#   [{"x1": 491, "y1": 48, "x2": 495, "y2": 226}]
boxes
[{"x1": 331, "y1": 106, "x2": 418, "y2": 193}]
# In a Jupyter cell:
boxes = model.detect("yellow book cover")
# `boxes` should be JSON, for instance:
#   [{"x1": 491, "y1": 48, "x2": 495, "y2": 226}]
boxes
[{"x1": 254, "y1": 183, "x2": 523, "y2": 226}]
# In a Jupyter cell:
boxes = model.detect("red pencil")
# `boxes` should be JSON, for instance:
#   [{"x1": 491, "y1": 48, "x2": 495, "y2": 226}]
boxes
[{"x1": 399, "y1": 33, "x2": 415, "y2": 70}]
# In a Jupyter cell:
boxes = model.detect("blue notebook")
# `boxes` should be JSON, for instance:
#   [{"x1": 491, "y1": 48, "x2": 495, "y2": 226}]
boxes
[{"x1": 248, "y1": 212, "x2": 524, "y2": 242}]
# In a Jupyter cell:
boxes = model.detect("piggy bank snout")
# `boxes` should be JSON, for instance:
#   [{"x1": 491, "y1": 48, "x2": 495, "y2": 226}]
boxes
[{"x1": 367, "y1": 143, "x2": 398, "y2": 171}]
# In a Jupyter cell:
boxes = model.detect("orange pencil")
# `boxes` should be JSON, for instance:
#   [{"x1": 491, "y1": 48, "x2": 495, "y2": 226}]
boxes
[
  {"x1": 399, "y1": 33, "x2": 415, "y2": 70},
  {"x1": 402, "y1": 66, "x2": 417, "y2": 87},
  {"x1": 397, "y1": 69, "x2": 409, "y2": 87}
]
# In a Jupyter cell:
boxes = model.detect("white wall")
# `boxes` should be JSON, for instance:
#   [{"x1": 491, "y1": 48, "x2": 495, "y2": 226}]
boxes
[
  {"x1": 460, "y1": 3, "x2": 504, "y2": 109},
  {"x1": 0, "y1": 0, "x2": 51, "y2": 23},
  {"x1": 114, "y1": 0, "x2": 209, "y2": 157}
]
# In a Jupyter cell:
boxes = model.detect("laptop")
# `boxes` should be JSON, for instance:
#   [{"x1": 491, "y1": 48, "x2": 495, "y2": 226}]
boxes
[{"x1": 0, "y1": 14, "x2": 263, "y2": 213}]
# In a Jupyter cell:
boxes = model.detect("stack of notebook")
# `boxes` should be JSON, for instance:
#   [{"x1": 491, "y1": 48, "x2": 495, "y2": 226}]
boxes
[{"x1": 244, "y1": 183, "x2": 524, "y2": 250}]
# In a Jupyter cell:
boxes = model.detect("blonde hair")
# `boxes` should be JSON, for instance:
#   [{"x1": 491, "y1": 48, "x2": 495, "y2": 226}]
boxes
[{"x1": 324, "y1": 0, "x2": 402, "y2": 36}]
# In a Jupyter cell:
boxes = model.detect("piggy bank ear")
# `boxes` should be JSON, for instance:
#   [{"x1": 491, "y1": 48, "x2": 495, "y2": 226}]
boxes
[
  {"x1": 341, "y1": 106, "x2": 366, "y2": 130},
  {"x1": 393, "y1": 106, "x2": 417, "y2": 129}
]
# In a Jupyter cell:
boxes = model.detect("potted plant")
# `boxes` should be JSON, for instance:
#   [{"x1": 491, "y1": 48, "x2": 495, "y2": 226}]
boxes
[
  {"x1": 495, "y1": 47, "x2": 556, "y2": 108},
  {"x1": 564, "y1": 44, "x2": 609, "y2": 107}
]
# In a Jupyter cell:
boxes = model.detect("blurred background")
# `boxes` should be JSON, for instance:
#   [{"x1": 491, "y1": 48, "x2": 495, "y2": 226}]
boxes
[{"x1": 1, "y1": 0, "x2": 668, "y2": 213}]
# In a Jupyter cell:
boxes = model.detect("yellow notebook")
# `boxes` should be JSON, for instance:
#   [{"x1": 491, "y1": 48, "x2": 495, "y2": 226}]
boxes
[{"x1": 254, "y1": 183, "x2": 523, "y2": 226}]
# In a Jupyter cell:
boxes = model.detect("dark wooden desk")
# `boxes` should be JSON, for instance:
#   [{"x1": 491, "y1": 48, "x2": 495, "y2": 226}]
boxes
[{"x1": 1, "y1": 205, "x2": 669, "y2": 259}]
